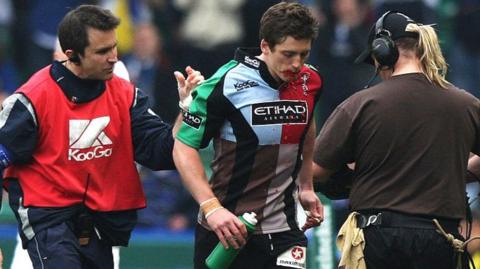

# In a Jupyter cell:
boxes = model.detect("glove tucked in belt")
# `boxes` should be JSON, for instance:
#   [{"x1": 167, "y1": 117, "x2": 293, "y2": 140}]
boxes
[{"x1": 74, "y1": 211, "x2": 94, "y2": 246}]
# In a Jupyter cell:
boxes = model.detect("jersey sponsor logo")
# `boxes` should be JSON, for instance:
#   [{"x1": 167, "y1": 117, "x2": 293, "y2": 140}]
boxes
[
  {"x1": 244, "y1": 56, "x2": 260, "y2": 68},
  {"x1": 276, "y1": 246, "x2": 306, "y2": 269},
  {"x1": 68, "y1": 116, "x2": 113, "y2": 161},
  {"x1": 182, "y1": 110, "x2": 202, "y2": 129},
  {"x1": 234, "y1": 80, "x2": 259, "y2": 91},
  {"x1": 252, "y1": 101, "x2": 308, "y2": 125}
]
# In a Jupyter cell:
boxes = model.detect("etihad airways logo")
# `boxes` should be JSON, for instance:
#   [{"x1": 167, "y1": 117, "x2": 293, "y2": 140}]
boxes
[
  {"x1": 68, "y1": 116, "x2": 113, "y2": 161},
  {"x1": 182, "y1": 110, "x2": 202, "y2": 129},
  {"x1": 252, "y1": 101, "x2": 308, "y2": 125}
]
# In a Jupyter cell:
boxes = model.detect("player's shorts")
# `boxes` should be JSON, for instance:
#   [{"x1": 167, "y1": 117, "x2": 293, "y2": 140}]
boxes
[{"x1": 194, "y1": 223, "x2": 308, "y2": 269}]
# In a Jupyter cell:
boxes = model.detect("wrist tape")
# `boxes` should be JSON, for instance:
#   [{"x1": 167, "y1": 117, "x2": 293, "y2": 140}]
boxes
[
  {"x1": 179, "y1": 94, "x2": 192, "y2": 111},
  {"x1": 200, "y1": 197, "x2": 223, "y2": 219}
]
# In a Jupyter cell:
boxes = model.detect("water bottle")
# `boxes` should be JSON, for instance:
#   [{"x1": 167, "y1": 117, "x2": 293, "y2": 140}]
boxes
[{"x1": 205, "y1": 212, "x2": 257, "y2": 269}]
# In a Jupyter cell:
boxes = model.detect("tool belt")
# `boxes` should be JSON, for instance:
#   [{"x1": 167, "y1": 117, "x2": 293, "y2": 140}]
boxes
[{"x1": 355, "y1": 210, "x2": 459, "y2": 233}]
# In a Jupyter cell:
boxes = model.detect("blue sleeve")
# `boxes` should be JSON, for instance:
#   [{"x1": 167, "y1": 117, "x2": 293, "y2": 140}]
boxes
[
  {"x1": 131, "y1": 89, "x2": 176, "y2": 170},
  {"x1": 0, "y1": 93, "x2": 38, "y2": 210},
  {"x1": 0, "y1": 94, "x2": 38, "y2": 165}
]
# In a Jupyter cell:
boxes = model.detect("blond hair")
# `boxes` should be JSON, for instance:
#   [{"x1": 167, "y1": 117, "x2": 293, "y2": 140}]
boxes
[{"x1": 403, "y1": 23, "x2": 450, "y2": 89}]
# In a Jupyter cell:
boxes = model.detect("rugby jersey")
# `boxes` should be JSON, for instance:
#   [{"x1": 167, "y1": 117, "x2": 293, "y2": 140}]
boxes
[{"x1": 176, "y1": 48, "x2": 323, "y2": 233}]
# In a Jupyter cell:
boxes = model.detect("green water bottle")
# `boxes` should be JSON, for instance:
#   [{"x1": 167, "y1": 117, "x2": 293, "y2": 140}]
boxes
[{"x1": 205, "y1": 212, "x2": 257, "y2": 269}]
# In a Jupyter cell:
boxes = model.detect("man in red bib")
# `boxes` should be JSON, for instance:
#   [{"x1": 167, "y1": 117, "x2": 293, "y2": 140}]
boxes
[{"x1": 0, "y1": 5, "x2": 202, "y2": 269}]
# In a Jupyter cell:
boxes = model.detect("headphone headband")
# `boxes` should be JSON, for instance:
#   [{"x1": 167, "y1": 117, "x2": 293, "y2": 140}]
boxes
[{"x1": 375, "y1": 11, "x2": 392, "y2": 37}]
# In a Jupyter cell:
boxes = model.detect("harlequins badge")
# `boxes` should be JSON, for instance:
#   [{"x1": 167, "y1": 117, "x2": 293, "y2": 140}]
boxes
[{"x1": 301, "y1": 73, "x2": 310, "y2": 96}]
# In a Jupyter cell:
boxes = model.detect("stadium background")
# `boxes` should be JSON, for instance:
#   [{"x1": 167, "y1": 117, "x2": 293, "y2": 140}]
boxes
[{"x1": 1, "y1": 0, "x2": 480, "y2": 268}]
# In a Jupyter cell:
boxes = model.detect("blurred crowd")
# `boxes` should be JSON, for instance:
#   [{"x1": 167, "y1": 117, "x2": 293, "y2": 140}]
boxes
[{"x1": 1, "y1": 0, "x2": 480, "y2": 248}]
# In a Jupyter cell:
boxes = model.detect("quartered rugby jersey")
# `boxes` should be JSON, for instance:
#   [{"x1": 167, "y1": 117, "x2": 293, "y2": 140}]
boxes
[{"x1": 176, "y1": 48, "x2": 323, "y2": 234}]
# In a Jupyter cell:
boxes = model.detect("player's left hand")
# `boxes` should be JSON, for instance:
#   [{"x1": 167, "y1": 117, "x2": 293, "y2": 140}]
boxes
[
  {"x1": 174, "y1": 66, "x2": 204, "y2": 110},
  {"x1": 299, "y1": 189, "x2": 324, "y2": 231}
]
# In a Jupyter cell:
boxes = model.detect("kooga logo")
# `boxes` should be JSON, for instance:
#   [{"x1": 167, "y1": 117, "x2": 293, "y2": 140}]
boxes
[
  {"x1": 234, "y1": 80, "x2": 259, "y2": 91},
  {"x1": 244, "y1": 56, "x2": 260, "y2": 68},
  {"x1": 68, "y1": 116, "x2": 113, "y2": 161},
  {"x1": 252, "y1": 101, "x2": 308, "y2": 125}
]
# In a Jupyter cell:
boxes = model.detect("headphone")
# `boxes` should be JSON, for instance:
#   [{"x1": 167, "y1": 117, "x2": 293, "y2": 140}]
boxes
[
  {"x1": 69, "y1": 53, "x2": 81, "y2": 64},
  {"x1": 371, "y1": 11, "x2": 398, "y2": 68},
  {"x1": 65, "y1": 49, "x2": 81, "y2": 64}
]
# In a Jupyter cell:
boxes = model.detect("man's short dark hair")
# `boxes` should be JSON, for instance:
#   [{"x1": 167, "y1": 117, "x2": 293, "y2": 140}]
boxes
[
  {"x1": 259, "y1": 2, "x2": 318, "y2": 49},
  {"x1": 58, "y1": 5, "x2": 120, "y2": 56}
]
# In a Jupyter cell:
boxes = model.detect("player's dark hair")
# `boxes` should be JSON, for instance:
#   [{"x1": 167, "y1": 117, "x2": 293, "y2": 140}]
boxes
[{"x1": 259, "y1": 2, "x2": 319, "y2": 49}]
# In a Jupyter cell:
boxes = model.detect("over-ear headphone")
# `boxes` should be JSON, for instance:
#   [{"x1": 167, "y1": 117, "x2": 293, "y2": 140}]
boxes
[{"x1": 371, "y1": 11, "x2": 398, "y2": 68}]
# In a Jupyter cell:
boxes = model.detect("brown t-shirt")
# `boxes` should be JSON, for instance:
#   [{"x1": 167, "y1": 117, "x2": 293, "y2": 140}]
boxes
[{"x1": 314, "y1": 73, "x2": 480, "y2": 219}]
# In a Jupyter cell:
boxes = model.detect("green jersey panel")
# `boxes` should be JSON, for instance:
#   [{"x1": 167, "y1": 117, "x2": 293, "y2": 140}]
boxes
[{"x1": 176, "y1": 60, "x2": 238, "y2": 149}]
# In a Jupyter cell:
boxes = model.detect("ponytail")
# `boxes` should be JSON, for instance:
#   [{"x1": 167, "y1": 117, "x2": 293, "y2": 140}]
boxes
[{"x1": 405, "y1": 23, "x2": 450, "y2": 89}]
